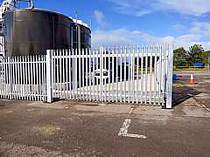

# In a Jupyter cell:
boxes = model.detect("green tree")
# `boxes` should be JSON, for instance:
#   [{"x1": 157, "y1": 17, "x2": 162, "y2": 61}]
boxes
[
  {"x1": 173, "y1": 44, "x2": 209, "y2": 67},
  {"x1": 201, "y1": 51, "x2": 210, "y2": 64},
  {"x1": 173, "y1": 47, "x2": 188, "y2": 66},
  {"x1": 188, "y1": 44, "x2": 205, "y2": 65}
]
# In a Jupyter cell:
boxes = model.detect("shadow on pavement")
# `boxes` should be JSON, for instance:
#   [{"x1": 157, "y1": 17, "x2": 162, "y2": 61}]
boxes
[{"x1": 172, "y1": 84, "x2": 201, "y2": 107}]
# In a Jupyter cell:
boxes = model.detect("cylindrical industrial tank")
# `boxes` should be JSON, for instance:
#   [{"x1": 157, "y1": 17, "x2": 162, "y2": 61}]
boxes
[{"x1": 3, "y1": 9, "x2": 90, "y2": 56}]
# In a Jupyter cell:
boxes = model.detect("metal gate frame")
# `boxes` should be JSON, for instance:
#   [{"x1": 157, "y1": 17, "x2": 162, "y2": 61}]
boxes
[{"x1": 46, "y1": 46, "x2": 173, "y2": 108}]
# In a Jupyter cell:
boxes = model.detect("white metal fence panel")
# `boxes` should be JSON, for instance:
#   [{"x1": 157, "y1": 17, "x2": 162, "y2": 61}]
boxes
[
  {"x1": 0, "y1": 55, "x2": 47, "y2": 101},
  {"x1": 50, "y1": 46, "x2": 173, "y2": 107},
  {"x1": 0, "y1": 46, "x2": 173, "y2": 108}
]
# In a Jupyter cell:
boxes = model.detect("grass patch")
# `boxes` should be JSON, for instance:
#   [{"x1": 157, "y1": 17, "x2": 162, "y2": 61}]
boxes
[
  {"x1": 174, "y1": 67, "x2": 209, "y2": 72},
  {"x1": 33, "y1": 125, "x2": 61, "y2": 136}
]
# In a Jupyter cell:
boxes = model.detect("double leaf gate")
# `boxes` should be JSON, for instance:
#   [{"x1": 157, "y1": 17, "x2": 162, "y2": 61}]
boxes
[{"x1": 0, "y1": 46, "x2": 173, "y2": 108}]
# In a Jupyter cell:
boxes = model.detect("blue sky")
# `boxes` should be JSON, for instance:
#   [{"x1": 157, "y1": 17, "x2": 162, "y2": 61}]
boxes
[{"x1": 2, "y1": 0, "x2": 210, "y2": 50}]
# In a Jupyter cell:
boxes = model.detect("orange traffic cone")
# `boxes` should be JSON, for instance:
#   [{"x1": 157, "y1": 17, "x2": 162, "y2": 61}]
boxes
[{"x1": 189, "y1": 74, "x2": 197, "y2": 85}]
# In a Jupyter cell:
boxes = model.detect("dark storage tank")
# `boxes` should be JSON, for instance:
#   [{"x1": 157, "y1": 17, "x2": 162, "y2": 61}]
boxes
[{"x1": 3, "y1": 9, "x2": 91, "y2": 56}]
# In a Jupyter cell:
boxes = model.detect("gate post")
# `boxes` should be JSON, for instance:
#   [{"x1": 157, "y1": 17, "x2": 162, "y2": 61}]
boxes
[
  {"x1": 165, "y1": 45, "x2": 174, "y2": 109},
  {"x1": 46, "y1": 50, "x2": 53, "y2": 103}
]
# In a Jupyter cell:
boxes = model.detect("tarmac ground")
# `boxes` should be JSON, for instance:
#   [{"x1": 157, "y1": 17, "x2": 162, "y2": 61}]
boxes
[{"x1": 0, "y1": 73, "x2": 210, "y2": 157}]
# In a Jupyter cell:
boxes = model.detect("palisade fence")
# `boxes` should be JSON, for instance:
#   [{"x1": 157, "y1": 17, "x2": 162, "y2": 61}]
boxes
[
  {"x1": 0, "y1": 46, "x2": 174, "y2": 108},
  {"x1": 0, "y1": 55, "x2": 47, "y2": 101}
]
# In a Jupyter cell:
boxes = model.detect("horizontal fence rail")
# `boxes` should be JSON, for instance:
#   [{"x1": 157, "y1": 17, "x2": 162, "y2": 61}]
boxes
[{"x1": 0, "y1": 46, "x2": 173, "y2": 108}]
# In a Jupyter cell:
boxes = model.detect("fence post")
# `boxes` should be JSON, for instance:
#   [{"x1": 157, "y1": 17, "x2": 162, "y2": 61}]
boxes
[
  {"x1": 100, "y1": 47, "x2": 103, "y2": 102},
  {"x1": 46, "y1": 50, "x2": 53, "y2": 103},
  {"x1": 165, "y1": 45, "x2": 174, "y2": 109},
  {"x1": 8, "y1": 57, "x2": 12, "y2": 100}
]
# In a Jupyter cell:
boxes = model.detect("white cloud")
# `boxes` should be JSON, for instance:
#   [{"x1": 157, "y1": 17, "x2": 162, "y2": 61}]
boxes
[
  {"x1": 108, "y1": 0, "x2": 210, "y2": 16},
  {"x1": 190, "y1": 22, "x2": 210, "y2": 37},
  {"x1": 92, "y1": 29, "x2": 160, "y2": 47},
  {"x1": 93, "y1": 10, "x2": 107, "y2": 28},
  {"x1": 92, "y1": 8, "x2": 210, "y2": 50},
  {"x1": 172, "y1": 24, "x2": 188, "y2": 32},
  {"x1": 176, "y1": 34, "x2": 201, "y2": 43},
  {"x1": 108, "y1": 0, "x2": 153, "y2": 17},
  {"x1": 154, "y1": 0, "x2": 210, "y2": 16},
  {"x1": 168, "y1": 0, "x2": 209, "y2": 16},
  {"x1": 135, "y1": 9, "x2": 152, "y2": 17},
  {"x1": 92, "y1": 28, "x2": 210, "y2": 50}
]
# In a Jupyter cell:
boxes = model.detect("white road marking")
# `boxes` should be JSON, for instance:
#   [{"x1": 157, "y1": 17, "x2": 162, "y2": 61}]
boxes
[
  {"x1": 129, "y1": 107, "x2": 134, "y2": 114},
  {"x1": 118, "y1": 118, "x2": 147, "y2": 139},
  {"x1": 125, "y1": 133, "x2": 147, "y2": 139},
  {"x1": 118, "y1": 119, "x2": 131, "y2": 136}
]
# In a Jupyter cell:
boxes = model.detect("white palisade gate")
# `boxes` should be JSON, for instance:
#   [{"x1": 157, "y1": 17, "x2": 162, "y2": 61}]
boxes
[
  {"x1": 49, "y1": 46, "x2": 173, "y2": 108},
  {"x1": 0, "y1": 46, "x2": 174, "y2": 108}
]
